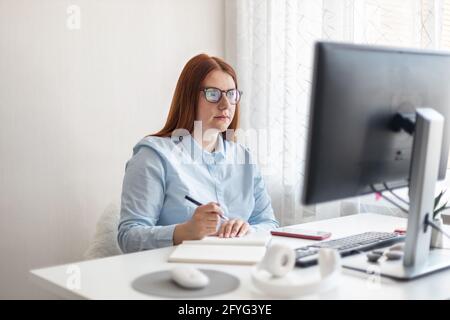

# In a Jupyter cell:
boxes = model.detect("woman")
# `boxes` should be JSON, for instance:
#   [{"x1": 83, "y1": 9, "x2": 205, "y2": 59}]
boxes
[{"x1": 118, "y1": 54, "x2": 278, "y2": 253}]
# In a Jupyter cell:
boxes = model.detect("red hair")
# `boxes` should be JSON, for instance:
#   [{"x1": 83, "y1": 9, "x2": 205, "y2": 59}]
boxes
[{"x1": 151, "y1": 54, "x2": 240, "y2": 140}]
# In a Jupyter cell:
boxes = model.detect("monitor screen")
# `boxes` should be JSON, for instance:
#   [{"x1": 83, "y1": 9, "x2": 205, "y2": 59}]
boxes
[{"x1": 303, "y1": 42, "x2": 450, "y2": 205}]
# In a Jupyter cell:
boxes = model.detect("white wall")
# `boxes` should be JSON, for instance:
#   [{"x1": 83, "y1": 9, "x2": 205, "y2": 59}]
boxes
[{"x1": 0, "y1": 0, "x2": 225, "y2": 299}]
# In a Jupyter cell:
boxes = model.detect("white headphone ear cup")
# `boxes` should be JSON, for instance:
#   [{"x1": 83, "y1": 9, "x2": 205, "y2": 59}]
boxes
[
  {"x1": 259, "y1": 243, "x2": 295, "y2": 277},
  {"x1": 318, "y1": 248, "x2": 341, "y2": 278},
  {"x1": 251, "y1": 245, "x2": 341, "y2": 298}
]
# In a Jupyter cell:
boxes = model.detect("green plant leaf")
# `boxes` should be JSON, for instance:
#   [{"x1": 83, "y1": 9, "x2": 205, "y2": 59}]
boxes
[
  {"x1": 433, "y1": 204, "x2": 450, "y2": 219},
  {"x1": 437, "y1": 201, "x2": 448, "y2": 211},
  {"x1": 434, "y1": 190, "x2": 446, "y2": 209}
]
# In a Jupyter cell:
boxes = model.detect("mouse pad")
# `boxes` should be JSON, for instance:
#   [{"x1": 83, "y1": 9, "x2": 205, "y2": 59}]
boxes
[{"x1": 131, "y1": 269, "x2": 240, "y2": 298}]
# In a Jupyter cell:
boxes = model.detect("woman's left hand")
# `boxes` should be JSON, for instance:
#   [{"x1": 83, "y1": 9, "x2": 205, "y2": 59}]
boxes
[{"x1": 215, "y1": 219, "x2": 250, "y2": 238}]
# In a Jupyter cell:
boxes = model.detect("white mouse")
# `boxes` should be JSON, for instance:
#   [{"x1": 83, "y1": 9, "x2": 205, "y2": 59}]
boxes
[{"x1": 170, "y1": 266, "x2": 210, "y2": 289}]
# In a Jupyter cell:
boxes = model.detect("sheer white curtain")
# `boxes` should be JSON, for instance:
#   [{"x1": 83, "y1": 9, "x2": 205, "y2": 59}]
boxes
[{"x1": 225, "y1": 0, "x2": 450, "y2": 226}]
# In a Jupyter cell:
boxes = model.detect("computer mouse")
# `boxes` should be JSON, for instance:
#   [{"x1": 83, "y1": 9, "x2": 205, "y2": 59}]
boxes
[{"x1": 170, "y1": 266, "x2": 210, "y2": 289}]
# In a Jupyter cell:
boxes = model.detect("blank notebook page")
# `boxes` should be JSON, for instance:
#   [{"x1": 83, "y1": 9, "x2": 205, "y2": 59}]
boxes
[
  {"x1": 168, "y1": 232, "x2": 271, "y2": 265},
  {"x1": 168, "y1": 244, "x2": 267, "y2": 265},
  {"x1": 181, "y1": 232, "x2": 272, "y2": 246}
]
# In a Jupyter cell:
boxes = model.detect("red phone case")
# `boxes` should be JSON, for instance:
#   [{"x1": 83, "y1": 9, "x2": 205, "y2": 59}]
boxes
[{"x1": 270, "y1": 230, "x2": 331, "y2": 240}]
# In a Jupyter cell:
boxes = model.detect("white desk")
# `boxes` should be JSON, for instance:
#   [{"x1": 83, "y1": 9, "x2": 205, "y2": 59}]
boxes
[{"x1": 29, "y1": 213, "x2": 450, "y2": 299}]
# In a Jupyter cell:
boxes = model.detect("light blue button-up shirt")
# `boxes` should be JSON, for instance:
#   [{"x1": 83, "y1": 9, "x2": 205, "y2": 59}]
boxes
[{"x1": 117, "y1": 134, "x2": 279, "y2": 253}]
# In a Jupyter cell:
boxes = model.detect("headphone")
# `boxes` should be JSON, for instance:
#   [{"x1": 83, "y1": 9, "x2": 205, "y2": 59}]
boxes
[{"x1": 251, "y1": 243, "x2": 341, "y2": 298}]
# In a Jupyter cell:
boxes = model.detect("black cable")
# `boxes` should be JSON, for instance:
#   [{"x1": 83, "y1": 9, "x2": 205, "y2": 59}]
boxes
[
  {"x1": 371, "y1": 184, "x2": 450, "y2": 242},
  {"x1": 370, "y1": 184, "x2": 409, "y2": 214},
  {"x1": 426, "y1": 216, "x2": 450, "y2": 240},
  {"x1": 383, "y1": 182, "x2": 410, "y2": 206}
]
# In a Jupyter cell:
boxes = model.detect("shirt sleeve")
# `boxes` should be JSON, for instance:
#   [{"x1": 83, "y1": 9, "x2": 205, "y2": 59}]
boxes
[
  {"x1": 247, "y1": 163, "x2": 280, "y2": 232},
  {"x1": 117, "y1": 146, "x2": 176, "y2": 253}
]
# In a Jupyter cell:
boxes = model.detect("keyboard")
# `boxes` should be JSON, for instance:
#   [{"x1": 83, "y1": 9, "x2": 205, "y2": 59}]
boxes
[{"x1": 295, "y1": 231, "x2": 405, "y2": 267}]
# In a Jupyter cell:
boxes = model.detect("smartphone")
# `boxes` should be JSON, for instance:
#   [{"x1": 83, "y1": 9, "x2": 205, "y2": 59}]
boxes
[{"x1": 271, "y1": 227, "x2": 332, "y2": 240}]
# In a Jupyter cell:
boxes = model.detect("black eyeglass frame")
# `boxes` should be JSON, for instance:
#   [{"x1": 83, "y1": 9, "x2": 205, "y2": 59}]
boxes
[{"x1": 200, "y1": 87, "x2": 243, "y2": 105}]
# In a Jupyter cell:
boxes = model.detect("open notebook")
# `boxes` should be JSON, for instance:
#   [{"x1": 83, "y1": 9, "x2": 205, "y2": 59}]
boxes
[{"x1": 168, "y1": 232, "x2": 272, "y2": 265}]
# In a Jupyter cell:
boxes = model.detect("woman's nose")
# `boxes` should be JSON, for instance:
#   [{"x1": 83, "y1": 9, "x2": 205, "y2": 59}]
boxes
[{"x1": 218, "y1": 93, "x2": 231, "y2": 109}]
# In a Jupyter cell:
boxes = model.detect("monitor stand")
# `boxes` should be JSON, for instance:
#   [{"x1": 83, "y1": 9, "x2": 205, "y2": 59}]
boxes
[
  {"x1": 343, "y1": 108, "x2": 450, "y2": 280},
  {"x1": 342, "y1": 246, "x2": 450, "y2": 280}
]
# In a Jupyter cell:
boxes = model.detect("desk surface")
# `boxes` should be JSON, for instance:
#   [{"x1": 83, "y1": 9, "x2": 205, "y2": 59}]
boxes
[{"x1": 29, "y1": 213, "x2": 450, "y2": 299}]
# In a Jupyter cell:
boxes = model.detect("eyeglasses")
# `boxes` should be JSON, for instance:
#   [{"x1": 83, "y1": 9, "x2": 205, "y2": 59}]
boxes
[{"x1": 200, "y1": 87, "x2": 243, "y2": 105}]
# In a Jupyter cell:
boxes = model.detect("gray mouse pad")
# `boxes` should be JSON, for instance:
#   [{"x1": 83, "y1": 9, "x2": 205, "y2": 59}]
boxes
[{"x1": 131, "y1": 269, "x2": 240, "y2": 298}]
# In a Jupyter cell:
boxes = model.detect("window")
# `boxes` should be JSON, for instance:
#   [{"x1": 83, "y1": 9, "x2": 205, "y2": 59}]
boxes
[
  {"x1": 442, "y1": 0, "x2": 450, "y2": 49},
  {"x1": 353, "y1": 0, "x2": 450, "y2": 49}
]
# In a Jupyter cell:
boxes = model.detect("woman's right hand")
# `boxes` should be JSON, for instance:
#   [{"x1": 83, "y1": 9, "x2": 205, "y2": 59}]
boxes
[
  {"x1": 173, "y1": 202, "x2": 222, "y2": 244},
  {"x1": 186, "y1": 202, "x2": 222, "y2": 239}
]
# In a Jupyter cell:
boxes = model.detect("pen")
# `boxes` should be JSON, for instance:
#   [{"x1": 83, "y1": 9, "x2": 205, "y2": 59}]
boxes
[{"x1": 184, "y1": 195, "x2": 229, "y2": 221}]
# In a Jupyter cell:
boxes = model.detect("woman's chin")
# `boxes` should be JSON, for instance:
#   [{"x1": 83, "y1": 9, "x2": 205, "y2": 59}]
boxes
[
  {"x1": 218, "y1": 124, "x2": 231, "y2": 132},
  {"x1": 209, "y1": 122, "x2": 230, "y2": 132}
]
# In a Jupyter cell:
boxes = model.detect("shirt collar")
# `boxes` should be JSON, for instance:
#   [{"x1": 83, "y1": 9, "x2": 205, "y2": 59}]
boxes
[{"x1": 177, "y1": 133, "x2": 226, "y2": 163}]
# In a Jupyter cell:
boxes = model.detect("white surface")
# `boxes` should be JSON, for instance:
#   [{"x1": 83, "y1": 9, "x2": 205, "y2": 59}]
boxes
[
  {"x1": 29, "y1": 213, "x2": 450, "y2": 299},
  {"x1": 0, "y1": 0, "x2": 225, "y2": 299}
]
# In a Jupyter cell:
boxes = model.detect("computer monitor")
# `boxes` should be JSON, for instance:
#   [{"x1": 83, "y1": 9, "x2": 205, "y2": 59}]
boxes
[
  {"x1": 303, "y1": 42, "x2": 450, "y2": 280},
  {"x1": 303, "y1": 42, "x2": 450, "y2": 205}
]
